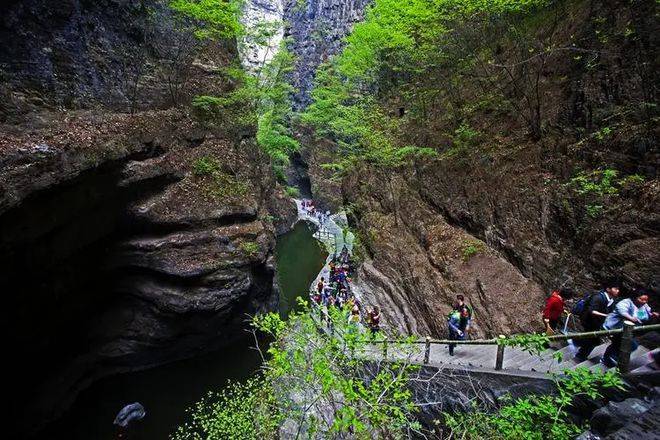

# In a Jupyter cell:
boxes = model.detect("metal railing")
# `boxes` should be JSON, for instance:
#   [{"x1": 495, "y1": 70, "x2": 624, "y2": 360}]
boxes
[{"x1": 371, "y1": 323, "x2": 660, "y2": 374}]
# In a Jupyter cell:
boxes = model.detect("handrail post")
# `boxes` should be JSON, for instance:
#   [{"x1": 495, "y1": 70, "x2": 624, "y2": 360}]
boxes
[
  {"x1": 424, "y1": 336, "x2": 431, "y2": 364},
  {"x1": 618, "y1": 321, "x2": 635, "y2": 374},
  {"x1": 495, "y1": 335, "x2": 506, "y2": 370}
]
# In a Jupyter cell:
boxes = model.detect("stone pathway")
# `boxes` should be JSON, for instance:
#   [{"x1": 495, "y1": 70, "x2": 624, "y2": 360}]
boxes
[{"x1": 295, "y1": 200, "x2": 356, "y2": 299}]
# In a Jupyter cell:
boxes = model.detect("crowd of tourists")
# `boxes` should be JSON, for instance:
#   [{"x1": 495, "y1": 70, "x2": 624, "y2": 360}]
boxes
[
  {"x1": 303, "y1": 200, "x2": 658, "y2": 368},
  {"x1": 310, "y1": 251, "x2": 381, "y2": 334},
  {"x1": 542, "y1": 282, "x2": 659, "y2": 368},
  {"x1": 304, "y1": 201, "x2": 380, "y2": 335},
  {"x1": 448, "y1": 283, "x2": 658, "y2": 366},
  {"x1": 301, "y1": 199, "x2": 330, "y2": 227}
]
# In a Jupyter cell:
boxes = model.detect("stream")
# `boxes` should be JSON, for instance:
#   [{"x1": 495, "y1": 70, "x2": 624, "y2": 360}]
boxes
[{"x1": 37, "y1": 221, "x2": 325, "y2": 439}]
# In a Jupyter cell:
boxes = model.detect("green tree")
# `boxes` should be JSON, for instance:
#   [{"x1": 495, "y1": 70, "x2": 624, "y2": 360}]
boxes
[
  {"x1": 173, "y1": 300, "x2": 424, "y2": 439},
  {"x1": 169, "y1": 0, "x2": 244, "y2": 40}
]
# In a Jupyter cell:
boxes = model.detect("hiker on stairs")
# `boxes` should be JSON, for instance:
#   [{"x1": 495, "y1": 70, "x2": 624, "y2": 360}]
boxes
[
  {"x1": 542, "y1": 288, "x2": 571, "y2": 334},
  {"x1": 601, "y1": 292, "x2": 659, "y2": 367},
  {"x1": 574, "y1": 282, "x2": 620, "y2": 362}
]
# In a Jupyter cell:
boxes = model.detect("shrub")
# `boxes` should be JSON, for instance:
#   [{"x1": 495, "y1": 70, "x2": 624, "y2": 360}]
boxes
[
  {"x1": 240, "y1": 241, "x2": 260, "y2": 256},
  {"x1": 284, "y1": 186, "x2": 300, "y2": 198},
  {"x1": 462, "y1": 239, "x2": 484, "y2": 262},
  {"x1": 570, "y1": 169, "x2": 619, "y2": 196},
  {"x1": 444, "y1": 368, "x2": 626, "y2": 440},
  {"x1": 174, "y1": 301, "x2": 423, "y2": 438},
  {"x1": 192, "y1": 156, "x2": 220, "y2": 176}
]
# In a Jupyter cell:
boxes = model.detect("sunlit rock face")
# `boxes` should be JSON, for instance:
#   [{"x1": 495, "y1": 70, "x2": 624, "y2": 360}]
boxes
[
  {"x1": 283, "y1": 0, "x2": 371, "y2": 110},
  {"x1": 240, "y1": 0, "x2": 285, "y2": 70}
]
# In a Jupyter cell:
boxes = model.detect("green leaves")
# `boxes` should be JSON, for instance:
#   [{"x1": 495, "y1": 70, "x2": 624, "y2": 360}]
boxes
[
  {"x1": 171, "y1": 375, "x2": 282, "y2": 440},
  {"x1": 445, "y1": 367, "x2": 626, "y2": 440},
  {"x1": 178, "y1": 301, "x2": 422, "y2": 438},
  {"x1": 170, "y1": 0, "x2": 244, "y2": 40}
]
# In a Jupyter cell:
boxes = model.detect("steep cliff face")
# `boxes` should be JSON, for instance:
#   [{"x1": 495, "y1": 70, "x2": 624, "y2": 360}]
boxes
[
  {"x1": 307, "y1": 0, "x2": 659, "y2": 337},
  {"x1": 283, "y1": 0, "x2": 370, "y2": 109},
  {"x1": 0, "y1": 0, "x2": 234, "y2": 120},
  {"x1": 240, "y1": 0, "x2": 284, "y2": 70},
  {"x1": 0, "y1": 0, "x2": 296, "y2": 435}
]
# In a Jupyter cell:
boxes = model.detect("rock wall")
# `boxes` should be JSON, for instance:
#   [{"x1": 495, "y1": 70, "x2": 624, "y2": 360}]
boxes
[
  {"x1": 0, "y1": 0, "x2": 297, "y2": 435},
  {"x1": 0, "y1": 0, "x2": 234, "y2": 120},
  {"x1": 307, "y1": 0, "x2": 659, "y2": 338},
  {"x1": 283, "y1": 0, "x2": 371, "y2": 109}
]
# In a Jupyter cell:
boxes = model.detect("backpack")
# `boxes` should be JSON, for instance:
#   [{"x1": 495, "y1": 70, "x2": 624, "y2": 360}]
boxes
[{"x1": 571, "y1": 291, "x2": 599, "y2": 318}]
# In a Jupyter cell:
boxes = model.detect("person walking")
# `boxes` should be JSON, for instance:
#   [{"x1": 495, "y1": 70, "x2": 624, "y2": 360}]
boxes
[
  {"x1": 367, "y1": 306, "x2": 381, "y2": 335},
  {"x1": 574, "y1": 282, "x2": 620, "y2": 361},
  {"x1": 601, "y1": 292, "x2": 658, "y2": 367},
  {"x1": 543, "y1": 289, "x2": 570, "y2": 334},
  {"x1": 447, "y1": 310, "x2": 465, "y2": 356},
  {"x1": 453, "y1": 295, "x2": 473, "y2": 335}
]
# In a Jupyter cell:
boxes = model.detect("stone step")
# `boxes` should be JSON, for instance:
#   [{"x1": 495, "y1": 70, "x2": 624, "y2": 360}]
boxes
[{"x1": 502, "y1": 348, "x2": 538, "y2": 369}]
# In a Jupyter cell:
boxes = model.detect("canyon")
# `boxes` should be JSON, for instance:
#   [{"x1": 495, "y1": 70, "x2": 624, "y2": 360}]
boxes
[{"x1": 0, "y1": 0, "x2": 657, "y2": 437}]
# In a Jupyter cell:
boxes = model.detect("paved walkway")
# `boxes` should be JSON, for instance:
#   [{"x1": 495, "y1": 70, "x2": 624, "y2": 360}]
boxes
[{"x1": 295, "y1": 200, "x2": 357, "y2": 299}]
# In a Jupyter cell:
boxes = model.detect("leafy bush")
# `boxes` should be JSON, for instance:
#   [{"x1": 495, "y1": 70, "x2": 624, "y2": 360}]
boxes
[
  {"x1": 174, "y1": 300, "x2": 423, "y2": 438},
  {"x1": 169, "y1": 0, "x2": 243, "y2": 40},
  {"x1": 284, "y1": 186, "x2": 300, "y2": 198},
  {"x1": 594, "y1": 126, "x2": 612, "y2": 141},
  {"x1": 171, "y1": 376, "x2": 281, "y2": 440},
  {"x1": 444, "y1": 368, "x2": 626, "y2": 440},
  {"x1": 462, "y1": 239, "x2": 484, "y2": 261},
  {"x1": 571, "y1": 169, "x2": 619, "y2": 196},
  {"x1": 192, "y1": 156, "x2": 220, "y2": 176},
  {"x1": 240, "y1": 241, "x2": 260, "y2": 256}
]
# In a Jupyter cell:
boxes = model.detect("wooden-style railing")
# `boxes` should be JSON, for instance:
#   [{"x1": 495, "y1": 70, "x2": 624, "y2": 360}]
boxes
[{"x1": 371, "y1": 323, "x2": 660, "y2": 374}]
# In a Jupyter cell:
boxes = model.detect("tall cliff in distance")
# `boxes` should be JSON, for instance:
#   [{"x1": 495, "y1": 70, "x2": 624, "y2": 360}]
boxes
[
  {"x1": 240, "y1": 0, "x2": 284, "y2": 70},
  {"x1": 284, "y1": 0, "x2": 371, "y2": 110}
]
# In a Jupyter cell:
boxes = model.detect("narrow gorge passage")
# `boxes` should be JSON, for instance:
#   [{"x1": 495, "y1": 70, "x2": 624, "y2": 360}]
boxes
[{"x1": 1, "y1": 0, "x2": 657, "y2": 437}]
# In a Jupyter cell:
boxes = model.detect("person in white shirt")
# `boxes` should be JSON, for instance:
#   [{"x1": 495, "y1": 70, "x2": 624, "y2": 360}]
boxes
[{"x1": 602, "y1": 293, "x2": 658, "y2": 367}]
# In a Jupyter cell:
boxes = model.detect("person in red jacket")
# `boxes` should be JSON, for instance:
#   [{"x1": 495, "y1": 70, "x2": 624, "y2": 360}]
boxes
[{"x1": 543, "y1": 288, "x2": 571, "y2": 332}]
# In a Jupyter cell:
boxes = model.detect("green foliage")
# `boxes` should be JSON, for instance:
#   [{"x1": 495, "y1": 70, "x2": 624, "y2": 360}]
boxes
[
  {"x1": 301, "y1": 0, "x2": 556, "y2": 173},
  {"x1": 284, "y1": 186, "x2": 300, "y2": 198},
  {"x1": 498, "y1": 332, "x2": 551, "y2": 357},
  {"x1": 169, "y1": 0, "x2": 243, "y2": 40},
  {"x1": 586, "y1": 204, "x2": 604, "y2": 218},
  {"x1": 240, "y1": 241, "x2": 260, "y2": 256},
  {"x1": 445, "y1": 368, "x2": 626, "y2": 440},
  {"x1": 177, "y1": 0, "x2": 299, "y2": 169},
  {"x1": 461, "y1": 239, "x2": 484, "y2": 262},
  {"x1": 192, "y1": 43, "x2": 299, "y2": 171},
  {"x1": 571, "y1": 169, "x2": 619, "y2": 196},
  {"x1": 192, "y1": 156, "x2": 221, "y2": 176},
  {"x1": 255, "y1": 45, "x2": 300, "y2": 164},
  {"x1": 171, "y1": 375, "x2": 282, "y2": 440},
  {"x1": 175, "y1": 300, "x2": 423, "y2": 438},
  {"x1": 619, "y1": 173, "x2": 645, "y2": 187},
  {"x1": 594, "y1": 126, "x2": 612, "y2": 141}
]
